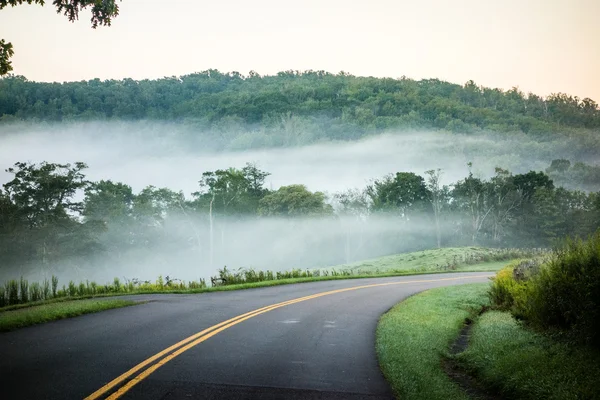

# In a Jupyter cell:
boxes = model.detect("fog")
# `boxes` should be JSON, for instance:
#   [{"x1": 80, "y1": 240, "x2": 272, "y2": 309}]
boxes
[
  {"x1": 0, "y1": 121, "x2": 588, "y2": 283},
  {"x1": 0, "y1": 121, "x2": 578, "y2": 195}
]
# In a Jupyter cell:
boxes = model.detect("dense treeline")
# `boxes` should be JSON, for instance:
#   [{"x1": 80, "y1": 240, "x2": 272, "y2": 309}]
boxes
[
  {"x1": 0, "y1": 160, "x2": 598, "y2": 281},
  {"x1": 1, "y1": 71, "x2": 599, "y2": 147}
]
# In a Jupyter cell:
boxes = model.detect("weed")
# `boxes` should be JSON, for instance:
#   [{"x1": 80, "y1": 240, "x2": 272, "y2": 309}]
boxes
[
  {"x1": 51, "y1": 275, "x2": 58, "y2": 297},
  {"x1": 42, "y1": 279, "x2": 50, "y2": 299},
  {"x1": 30, "y1": 282, "x2": 42, "y2": 302},
  {"x1": 19, "y1": 277, "x2": 29, "y2": 303},
  {"x1": 68, "y1": 281, "x2": 77, "y2": 297},
  {"x1": 7, "y1": 280, "x2": 19, "y2": 305}
]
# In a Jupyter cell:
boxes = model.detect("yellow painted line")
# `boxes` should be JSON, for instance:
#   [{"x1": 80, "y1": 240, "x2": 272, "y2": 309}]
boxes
[
  {"x1": 84, "y1": 294, "x2": 322, "y2": 400},
  {"x1": 87, "y1": 274, "x2": 491, "y2": 399}
]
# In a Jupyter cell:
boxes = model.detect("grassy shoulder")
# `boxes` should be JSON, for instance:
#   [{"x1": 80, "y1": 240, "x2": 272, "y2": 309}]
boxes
[
  {"x1": 458, "y1": 311, "x2": 600, "y2": 400},
  {"x1": 376, "y1": 283, "x2": 490, "y2": 400},
  {"x1": 0, "y1": 299, "x2": 138, "y2": 332},
  {"x1": 0, "y1": 261, "x2": 502, "y2": 314}
]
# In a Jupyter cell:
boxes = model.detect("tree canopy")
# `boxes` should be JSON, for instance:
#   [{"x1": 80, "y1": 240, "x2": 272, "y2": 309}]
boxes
[{"x1": 0, "y1": 71, "x2": 598, "y2": 142}]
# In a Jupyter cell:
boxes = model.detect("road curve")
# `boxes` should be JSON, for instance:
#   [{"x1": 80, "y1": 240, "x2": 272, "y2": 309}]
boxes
[{"x1": 0, "y1": 272, "x2": 492, "y2": 400}]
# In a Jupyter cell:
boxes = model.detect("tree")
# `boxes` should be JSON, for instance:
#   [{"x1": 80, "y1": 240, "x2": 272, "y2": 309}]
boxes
[
  {"x1": 0, "y1": 39, "x2": 14, "y2": 75},
  {"x1": 425, "y1": 169, "x2": 447, "y2": 248},
  {"x1": 3, "y1": 161, "x2": 89, "y2": 227},
  {"x1": 192, "y1": 163, "x2": 270, "y2": 266},
  {"x1": 2, "y1": 161, "x2": 92, "y2": 272},
  {"x1": 487, "y1": 168, "x2": 522, "y2": 243},
  {"x1": 0, "y1": 0, "x2": 121, "y2": 75},
  {"x1": 451, "y1": 163, "x2": 493, "y2": 244},
  {"x1": 333, "y1": 188, "x2": 371, "y2": 218},
  {"x1": 258, "y1": 185, "x2": 333, "y2": 217},
  {"x1": 367, "y1": 172, "x2": 431, "y2": 219}
]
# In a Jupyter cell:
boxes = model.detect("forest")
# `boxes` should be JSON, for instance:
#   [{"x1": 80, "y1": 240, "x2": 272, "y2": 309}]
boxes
[
  {"x1": 0, "y1": 71, "x2": 599, "y2": 153},
  {"x1": 0, "y1": 160, "x2": 598, "y2": 283},
  {"x1": 1, "y1": 70, "x2": 599, "y2": 282}
]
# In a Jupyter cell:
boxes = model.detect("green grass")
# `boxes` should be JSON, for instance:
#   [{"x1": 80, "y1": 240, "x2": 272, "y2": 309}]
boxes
[
  {"x1": 458, "y1": 311, "x2": 600, "y2": 400},
  {"x1": 0, "y1": 299, "x2": 138, "y2": 332},
  {"x1": 335, "y1": 247, "x2": 538, "y2": 273},
  {"x1": 376, "y1": 283, "x2": 490, "y2": 400}
]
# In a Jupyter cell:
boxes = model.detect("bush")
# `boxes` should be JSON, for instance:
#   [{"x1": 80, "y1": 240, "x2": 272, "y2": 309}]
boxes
[
  {"x1": 526, "y1": 233, "x2": 600, "y2": 346},
  {"x1": 489, "y1": 232, "x2": 600, "y2": 347}
]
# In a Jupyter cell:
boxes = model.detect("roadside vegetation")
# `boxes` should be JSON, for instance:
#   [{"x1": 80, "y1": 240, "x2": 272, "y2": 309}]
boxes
[
  {"x1": 377, "y1": 283, "x2": 490, "y2": 400},
  {"x1": 0, "y1": 246, "x2": 528, "y2": 311},
  {"x1": 378, "y1": 231, "x2": 600, "y2": 400},
  {"x1": 1, "y1": 153, "x2": 597, "y2": 290},
  {"x1": 458, "y1": 311, "x2": 600, "y2": 399},
  {"x1": 0, "y1": 299, "x2": 137, "y2": 332},
  {"x1": 456, "y1": 231, "x2": 600, "y2": 399}
]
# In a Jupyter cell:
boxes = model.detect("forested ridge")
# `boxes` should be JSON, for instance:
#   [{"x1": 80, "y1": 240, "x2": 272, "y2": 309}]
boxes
[{"x1": 1, "y1": 70, "x2": 599, "y2": 141}]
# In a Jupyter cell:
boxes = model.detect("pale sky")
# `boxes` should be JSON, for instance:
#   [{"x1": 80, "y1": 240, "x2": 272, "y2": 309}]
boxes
[{"x1": 1, "y1": 0, "x2": 598, "y2": 101}]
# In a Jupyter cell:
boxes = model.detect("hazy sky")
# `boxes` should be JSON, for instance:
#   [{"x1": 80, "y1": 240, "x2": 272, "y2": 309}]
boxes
[{"x1": 1, "y1": 0, "x2": 598, "y2": 101}]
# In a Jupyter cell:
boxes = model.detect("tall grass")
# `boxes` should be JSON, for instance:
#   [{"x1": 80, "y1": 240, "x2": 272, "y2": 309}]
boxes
[
  {"x1": 0, "y1": 274, "x2": 208, "y2": 310},
  {"x1": 210, "y1": 266, "x2": 352, "y2": 287}
]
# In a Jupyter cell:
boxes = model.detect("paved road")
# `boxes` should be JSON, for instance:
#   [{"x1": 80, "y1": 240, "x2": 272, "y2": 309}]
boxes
[{"x1": 0, "y1": 272, "x2": 492, "y2": 400}]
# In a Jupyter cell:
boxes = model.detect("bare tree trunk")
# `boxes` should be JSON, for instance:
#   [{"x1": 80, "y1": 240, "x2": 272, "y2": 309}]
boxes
[{"x1": 209, "y1": 194, "x2": 215, "y2": 267}]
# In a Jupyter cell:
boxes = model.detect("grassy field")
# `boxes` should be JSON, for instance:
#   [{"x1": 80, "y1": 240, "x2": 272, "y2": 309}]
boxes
[
  {"x1": 459, "y1": 311, "x2": 600, "y2": 400},
  {"x1": 334, "y1": 247, "x2": 530, "y2": 274},
  {"x1": 376, "y1": 283, "x2": 490, "y2": 400},
  {"x1": 0, "y1": 299, "x2": 138, "y2": 332}
]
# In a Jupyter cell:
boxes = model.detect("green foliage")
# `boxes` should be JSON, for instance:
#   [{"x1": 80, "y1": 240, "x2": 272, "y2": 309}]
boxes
[
  {"x1": 376, "y1": 283, "x2": 490, "y2": 400},
  {"x1": 68, "y1": 280, "x2": 76, "y2": 297},
  {"x1": 19, "y1": 276, "x2": 28, "y2": 303},
  {"x1": 489, "y1": 232, "x2": 600, "y2": 347},
  {"x1": 0, "y1": 299, "x2": 136, "y2": 332},
  {"x1": 29, "y1": 282, "x2": 41, "y2": 301},
  {"x1": 51, "y1": 275, "x2": 58, "y2": 297},
  {"x1": 258, "y1": 184, "x2": 333, "y2": 217},
  {"x1": 7, "y1": 280, "x2": 18, "y2": 305},
  {"x1": 459, "y1": 311, "x2": 600, "y2": 399},
  {"x1": 42, "y1": 278, "x2": 50, "y2": 299},
  {"x1": 0, "y1": 71, "x2": 598, "y2": 136},
  {"x1": 0, "y1": 159, "x2": 597, "y2": 280},
  {"x1": 0, "y1": 39, "x2": 13, "y2": 75},
  {"x1": 367, "y1": 172, "x2": 431, "y2": 216}
]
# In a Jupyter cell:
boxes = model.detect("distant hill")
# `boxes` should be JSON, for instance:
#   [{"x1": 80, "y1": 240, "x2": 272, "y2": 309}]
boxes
[{"x1": 1, "y1": 70, "x2": 598, "y2": 142}]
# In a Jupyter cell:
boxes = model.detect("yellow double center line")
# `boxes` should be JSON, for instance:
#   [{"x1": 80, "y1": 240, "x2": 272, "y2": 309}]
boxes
[{"x1": 85, "y1": 274, "x2": 490, "y2": 399}]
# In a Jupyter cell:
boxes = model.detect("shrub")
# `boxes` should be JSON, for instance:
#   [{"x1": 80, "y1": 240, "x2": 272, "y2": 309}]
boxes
[
  {"x1": 490, "y1": 232, "x2": 600, "y2": 347},
  {"x1": 526, "y1": 233, "x2": 600, "y2": 346},
  {"x1": 113, "y1": 277, "x2": 121, "y2": 292}
]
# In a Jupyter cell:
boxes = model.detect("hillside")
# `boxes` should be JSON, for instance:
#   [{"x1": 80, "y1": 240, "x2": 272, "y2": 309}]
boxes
[{"x1": 1, "y1": 71, "x2": 598, "y2": 149}]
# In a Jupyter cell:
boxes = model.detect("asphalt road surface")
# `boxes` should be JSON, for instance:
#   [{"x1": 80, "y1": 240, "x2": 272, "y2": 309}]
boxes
[{"x1": 0, "y1": 272, "x2": 492, "y2": 400}]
